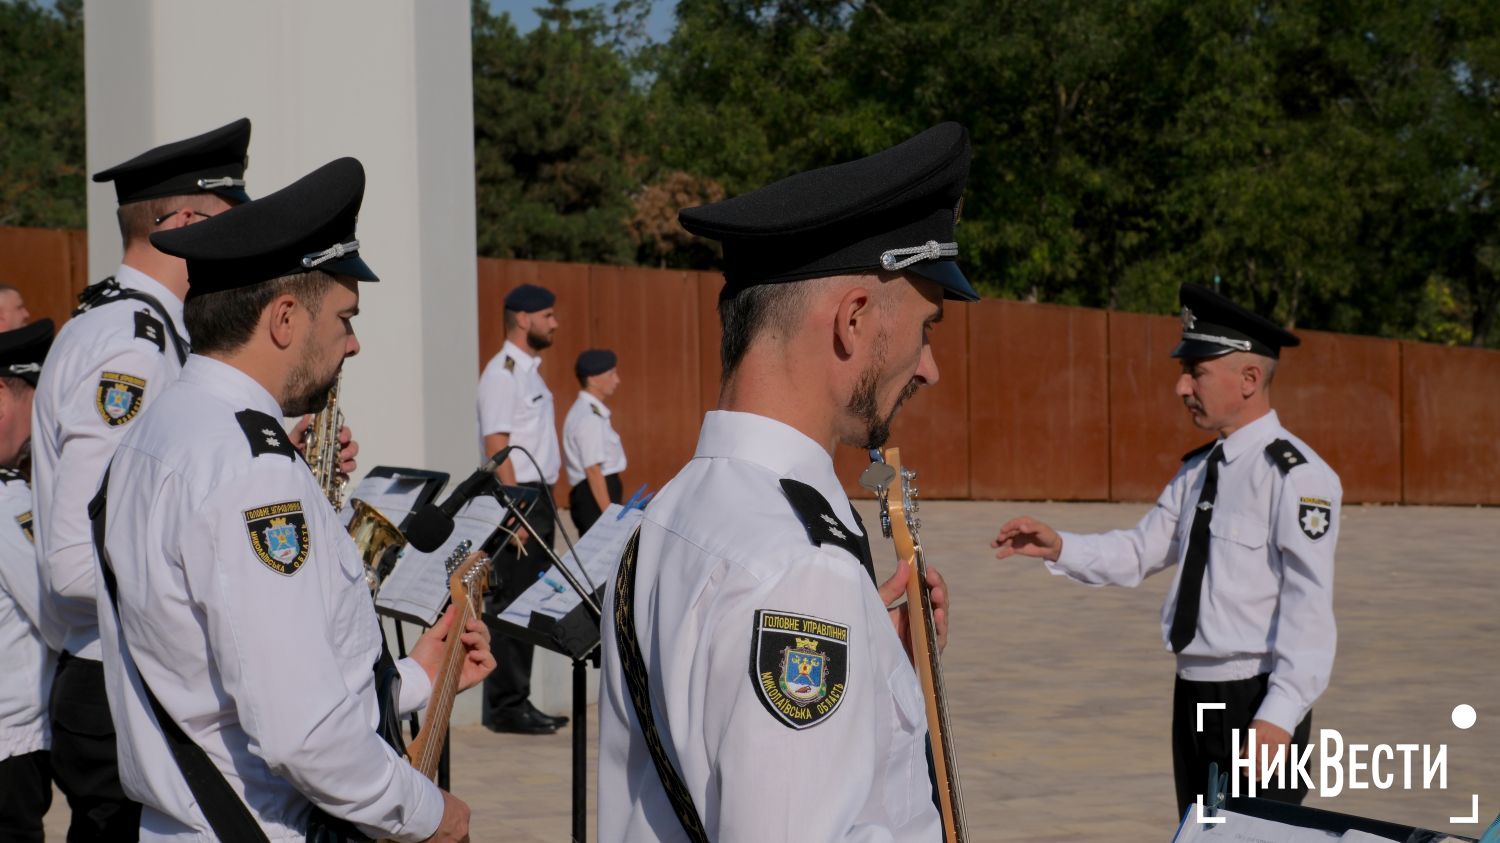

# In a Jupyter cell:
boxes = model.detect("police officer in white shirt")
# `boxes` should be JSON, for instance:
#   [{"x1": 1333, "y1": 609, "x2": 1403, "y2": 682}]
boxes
[
  {"x1": 94, "y1": 158, "x2": 494, "y2": 841},
  {"x1": 993, "y1": 282, "x2": 1341, "y2": 818},
  {"x1": 599, "y1": 123, "x2": 973, "y2": 841},
  {"x1": 563, "y1": 348, "x2": 626, "y2": 534},
  {"x1": 474, "y1": 283, "x2": 568, "y2": 734},
  {"x1": 32, "y1": 118, "x2": 253, "y2": 839},
  {"x1": 0, "y1": 321, "x2": 56, "y2": 843}
]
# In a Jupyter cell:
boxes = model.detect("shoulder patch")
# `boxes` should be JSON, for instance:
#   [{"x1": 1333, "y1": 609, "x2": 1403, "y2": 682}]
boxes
[
  {"x1": 1182, "y1": 440, "x2": 1217, "y2": 463},
  {"x1": 96, "y1": 372, "x2": 147, "y2": 426},
  {"x1": 1297, "y1": 497, "x2": 1333, "y2": 541},
  {"x1": 16, "y1": 510, "x2": 33, "y2": 544},
  {"x1": 778, "y1": 478, "x2": 868, "y2": 565},
  {"x1": 235, "y1": 409, "x2": 299, "y2": 461},
  {"x1": 503, "y1": 356, "x2": 516, "y2": 373},
  {"x1": 133, "y1": 310, "x2": 166, "y2": 353},
  {"x1": 1266, "y1": 439, "x2": 1308, "y2": 475},
  {"x1": 750, "y1": 609, "x2": 849, "y2": 730},
  {"x1": 243, "y1": 500, "x2": 310, "y2": 575}
]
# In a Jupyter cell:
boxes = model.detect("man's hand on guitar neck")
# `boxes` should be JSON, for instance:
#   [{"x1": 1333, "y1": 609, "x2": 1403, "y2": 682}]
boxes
[
  {"x1": 422, "y1": 790, "x2": 471, "y2": 842},
  {"x1": 410, "y1": 603, "x2": 497, "y2": 692},
  {"x1": 878, "y1": 559, "x2": 950, "y2": 659}
]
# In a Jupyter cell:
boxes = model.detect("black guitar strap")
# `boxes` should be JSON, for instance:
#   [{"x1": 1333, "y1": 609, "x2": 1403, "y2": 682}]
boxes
[{"x1": 612, "y1": 527, "x2": 711, "y2": 843}]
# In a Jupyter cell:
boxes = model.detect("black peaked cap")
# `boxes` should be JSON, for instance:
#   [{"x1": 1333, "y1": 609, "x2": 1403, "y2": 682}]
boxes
[
  {"x1": 576, "y1": 349, "x2": 617, "y2": 378},
  {"x1": 151, "y1": 157, "x2": 377, "y2": 299},
  {"x1": 679, "y1": 123, "x2": 978, "y2": 301},
  {"x1": 0, "y1": 319, "x2": 55, "y2": 387},
  {"x1": 505, "y1": 284, "x2": 555, "y2": 313},
  {"x1": 93, "y1": 118, "x2": 252, "y2": 206},
  {"x1": 1173, "y1": 283, "x2": 1300, "y2": 360}
]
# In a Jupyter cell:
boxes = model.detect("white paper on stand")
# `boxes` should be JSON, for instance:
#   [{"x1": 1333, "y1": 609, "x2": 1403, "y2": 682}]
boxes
[
  {"x1": 375, "y1": 495, "x2": 509, "y2": 626},
  {"x1": 340, "y1": 474, "x2": 429, "y2": 529},
  {"x1": 497, "y1": 503, "x2": 644, "y2": 629},
  {"x1": 1173, "y1": 809, "x2": 1405, "y2": 843}
]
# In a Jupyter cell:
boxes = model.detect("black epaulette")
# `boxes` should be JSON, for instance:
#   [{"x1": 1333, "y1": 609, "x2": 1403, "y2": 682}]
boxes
[
  {"x1": 778, "y1": 478, "x2": 868, "y2": 565},
  {"x1": 235, "y1": 410, "x2": 299, "y2": 461},
  {"x1": 134, "y1": 310, "x2": 166, "y2": 353},
  {"x1": 1266, "y1": 439, "x2": 1308, "y2": 475},
  {"x1": 590, "y1": 404, "x2": 603, "y2": 418},
  {"x1": 503, "y1": 356, "x2": 516, "y2": 373},
  {"x1": 1182, "y1": 441, "x2": 1217, "y2": 462},
  {"x1": 0, "y1": 467, "x2": 24, "y2": 484}
]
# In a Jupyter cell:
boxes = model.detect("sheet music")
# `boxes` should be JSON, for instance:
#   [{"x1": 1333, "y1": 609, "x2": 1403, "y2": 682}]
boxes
[
  {"x1": 375, "y1": 495, "x2": 509, "y2": 625},
  {"x1": 341, "y1": 474, "x2": 429, "y2": 528},
  {"x1": 497, "y1": 504, "x2": 644, "y2": 628},
  {"x1": 1173, "y1": 809, "x2": 1386, "y2": 842}
]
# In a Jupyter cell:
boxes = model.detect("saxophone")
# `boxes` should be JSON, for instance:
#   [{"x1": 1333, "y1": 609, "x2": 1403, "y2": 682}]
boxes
[{"x1": 307, "y1": 373, "x2": 406, "y2": 591}]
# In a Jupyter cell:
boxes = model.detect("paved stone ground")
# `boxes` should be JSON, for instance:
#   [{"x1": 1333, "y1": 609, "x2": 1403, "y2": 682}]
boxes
[{"x1": 44, "y1": 501, "x2": 1500, "y2": 840}]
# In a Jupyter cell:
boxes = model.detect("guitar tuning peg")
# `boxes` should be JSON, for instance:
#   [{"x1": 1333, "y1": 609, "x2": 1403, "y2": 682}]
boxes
[{"x1": 901, "y1": 467, "x2": 916, "y2": 481}]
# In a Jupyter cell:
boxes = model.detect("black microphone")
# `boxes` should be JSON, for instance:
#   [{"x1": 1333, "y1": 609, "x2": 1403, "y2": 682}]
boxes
[{"x1": 405, "y1": 447, "x2": 512, "y2": 552}]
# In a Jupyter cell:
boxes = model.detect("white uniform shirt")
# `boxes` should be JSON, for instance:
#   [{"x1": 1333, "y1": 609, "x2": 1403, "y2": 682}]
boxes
[
  {"x1": 1048, "y1": 410, "x2": 1341, "y2": 732},
  {"x1": 599, "y1": 410, "x2": 940, "y2": 842},
  {"x1": 95, "y1": 356, "x2": 442, "y2": 842},
  {"x1": 0, "y1": 469, "x2": 54, "y2": 762},
  {"x1": 475, "y1": 339, "x2": 560, "y2": 485},
  {"x1": 562, "y1": 391, "x2": 627, "y2": 487},
  {"x1": 33, "y1": 264, "x2": 187, "y2": 659}
]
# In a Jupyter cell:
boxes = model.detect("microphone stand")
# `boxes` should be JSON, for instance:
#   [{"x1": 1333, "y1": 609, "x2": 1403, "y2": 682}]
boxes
[{"x1": 492, "y1": 484, "x2": 601, "y2": 843}]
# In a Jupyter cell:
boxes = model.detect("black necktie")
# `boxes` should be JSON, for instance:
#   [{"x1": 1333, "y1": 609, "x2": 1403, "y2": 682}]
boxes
[{"x1": 1169, "y1": 444, "x2": 1224, "y2": 653}]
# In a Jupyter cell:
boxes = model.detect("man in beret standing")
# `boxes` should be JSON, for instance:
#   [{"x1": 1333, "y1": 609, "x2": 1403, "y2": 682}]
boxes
[
  {"x1": 95, "y1": 157, "x2": 492, "y2": 841},
  {"x1": 994, "y1": 283, "x2": 1341, "y2": 819},
  {"x1": 598, "y1": 123, "x2": 969, "y2": 840},
  {"x1": 32, "y1": 118, "x2": 255, "y2": 839},
  {"x1": 0, "y1": 321, "x2": 57, "y2": 843},
  {"x1": 563, "y1": 348, "x2": 626, "y2": 534},
  {"x1": 475, "y1": 283, "x2": 569, "y2": 734}
]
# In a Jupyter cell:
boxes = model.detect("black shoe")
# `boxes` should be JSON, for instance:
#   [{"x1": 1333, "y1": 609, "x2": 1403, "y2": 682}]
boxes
[
  {"x1": 484, "y1": 706, "x2": 558, "y2": 735},
  {"x1": 524, "y1": 700, "x2": 569, "y2": 729}
]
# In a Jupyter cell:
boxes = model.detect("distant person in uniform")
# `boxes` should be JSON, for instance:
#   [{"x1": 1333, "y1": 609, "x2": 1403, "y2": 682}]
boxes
[
  {"x1": 993, "y1": 283, "x2": 1341, "y2": 819},
  {"x1": 563, "y1": 348, "x2": 626, "y2": 534},
  {"x1": 474, "y1": 283, "x2": 568, "y2": 735},
  {"x1": 0, "y1": 321, "x2": 55, "y2": 843},
  {"x1": 94, "y1": 158, "x2": 492, "y2": 841},
  {"x1": 0, "y1": 285, "x2": 32, "y2": 329},
  {"x1": 598, "y1": 123, "x2": 972, "y2": 841}
]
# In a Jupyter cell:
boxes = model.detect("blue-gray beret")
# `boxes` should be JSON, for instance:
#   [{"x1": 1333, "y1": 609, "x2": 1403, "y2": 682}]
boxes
[
  {"x1": 575, "y1": 348, "x2": 617, "y2": 379},
  {"x1": 93, "y1": 118, "x2": 252, "y2": 206},
  {"x1": 678, "y1": 122, "x2": 977, "y2": 301},
  {"x1": 504, "y1": 284, "x2": 556, "y2": 313},
  {"x1": 0, "y1": 319, "x2": 53, "y2": 387},
  {"x1": 1174, "y1": 283, "x2": 1300, "y2": 360},
  {"x1": 150, "y1": 157, "x2": 375, "y2": 298}
]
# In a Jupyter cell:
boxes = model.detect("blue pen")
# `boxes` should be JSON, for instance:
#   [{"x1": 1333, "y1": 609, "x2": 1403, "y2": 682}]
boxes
[
  {"x1": 617, "y1": 483, "x2": 652, "y2": 519},
  {"x1": 537, "y1": 571, "x2": 566, "y2": 594}
]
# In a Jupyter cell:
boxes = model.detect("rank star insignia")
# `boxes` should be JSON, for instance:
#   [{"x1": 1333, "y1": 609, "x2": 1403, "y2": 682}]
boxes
[
  {"x1": 243, "y1": 501, "x2": 311, "y2": 575},
  {"x1": 750, "y1": 610, "x2": 849, "y2": 730},
  {"x1": 1298, "y1": 497, "x2": 1333, "y2": 541},
  {"x1": 262, "y1": 428, "x2": 282, "y2": 448},
  {"x1": 95, "y1": 372, "x2": 147, "y2": 426}
]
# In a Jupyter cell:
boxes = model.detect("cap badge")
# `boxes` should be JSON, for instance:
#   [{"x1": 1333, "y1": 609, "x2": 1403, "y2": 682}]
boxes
[
  {"x1": 1181, "y1": 306, "x2": 1196, "y2": 330},
  {"x1": 301, "y1": 239, "x2": 360, "y2": 269},
  {"x1": 879, "y1": 239, "x2": 958, "y2": 271}
]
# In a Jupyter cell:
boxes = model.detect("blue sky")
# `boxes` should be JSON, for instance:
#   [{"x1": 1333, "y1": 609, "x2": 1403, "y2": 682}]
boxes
[{"x1": 488, "y1": 0, "x2": 675, "y2": 41}]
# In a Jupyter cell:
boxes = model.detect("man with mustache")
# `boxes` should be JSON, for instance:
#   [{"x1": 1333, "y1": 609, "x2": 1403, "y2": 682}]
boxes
[
  {"x1": 598, "y1": 123, "x2": 970, "y2": 841},
  {"x1": 993, "y1": 283, "x2": 1341, "y2": 820},
  {"x1": 475, "y1": 283, "x2": 568, "y2": 735}
]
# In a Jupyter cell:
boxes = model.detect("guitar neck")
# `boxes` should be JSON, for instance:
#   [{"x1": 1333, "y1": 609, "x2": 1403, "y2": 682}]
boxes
[
  {"x1": 905, "y1": 546, "x2": 968, "y2": 842},
  {"x1": 403, "y1": 598, "x2": 475, "y2": 780}
]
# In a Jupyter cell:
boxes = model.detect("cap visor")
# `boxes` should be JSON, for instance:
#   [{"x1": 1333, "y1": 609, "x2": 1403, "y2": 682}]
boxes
[
  {"x1": 317, "y1": 254, "x2": 379, "y2": 282},
  {"x1": 905, "y1": 260, "x2": 979, "y2": 302},
  {"x1": 211, "y1": 186, "x2": 252, "y2": 205},
  {"x1": 1170, "y1": 338, "x2": 1236, "y2": 359}
]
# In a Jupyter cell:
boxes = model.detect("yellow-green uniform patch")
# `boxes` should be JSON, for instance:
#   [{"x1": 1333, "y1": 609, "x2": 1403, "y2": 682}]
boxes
[
  {"x1": 244, "y1": 500, "x2": 311, "y2": 575},
  {"x1": 751, "y1": 609, "x2": 849, "y2": 730},
  {"x1": 16, "y1": 510, "x2": 32, "y2": 544}
]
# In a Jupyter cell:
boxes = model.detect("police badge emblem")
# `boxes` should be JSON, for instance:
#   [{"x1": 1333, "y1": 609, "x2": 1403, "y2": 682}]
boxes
[
  {"x1": 244, "y1": 501, "x2": 311, "y2": 575},
  {"x1": 750, "y1": 609, "x2": 849, "y2": 730},
  {"x1": 95, "y1": 372, "x2": 147, "y2": 426},
  {"x1": 1298, "y1": 496, "x2": 1333, "y2": 541}
]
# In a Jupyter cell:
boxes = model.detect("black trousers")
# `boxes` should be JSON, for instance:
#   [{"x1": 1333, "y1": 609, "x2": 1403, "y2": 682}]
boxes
[
  {"x1": 50, "y1": 652, "x2": 141, "y2": 841},
  {"x1": 483, "y1": 481, "x2": 558, "y2": 721},
  {"x1": 568, "y1": 472, "x2": 623, "y2": 535},
  {"x1": 1172, "y1": 672, "x2": 1313, "y2": 819},
  {"x1": 0, "y1": 750, "x2": 51, "y2": 843}
]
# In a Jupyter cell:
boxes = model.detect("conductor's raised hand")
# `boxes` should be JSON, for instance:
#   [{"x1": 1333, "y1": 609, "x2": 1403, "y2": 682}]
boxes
[
  {"x1": 992, "y1": 516, "x2": 1063, "y2": 562},
  {"x1": 411, "y1": 603, "x2": 496, "y2": 693}
]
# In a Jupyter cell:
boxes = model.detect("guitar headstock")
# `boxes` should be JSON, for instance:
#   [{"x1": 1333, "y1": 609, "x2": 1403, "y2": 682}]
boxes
[
  {"x1": 866, "y1": 447, "x2": 921, "y2": 561},
  {"x1": 442, "y1": 539, "x2": 491, "y2": 613}
]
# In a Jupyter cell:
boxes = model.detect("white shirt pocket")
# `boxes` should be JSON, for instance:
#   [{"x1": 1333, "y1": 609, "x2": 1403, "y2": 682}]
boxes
[{"x1": 882, "y1": 662, "x2": 930, "y2": 828}]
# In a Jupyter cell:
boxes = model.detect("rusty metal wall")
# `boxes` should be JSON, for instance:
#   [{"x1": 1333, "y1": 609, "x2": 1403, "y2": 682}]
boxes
[
  {"x1": 1401, "y1": 341, "x2": 1500, "y2": 505},
  {"x1": 0, "y1": 226, "x2": 91, "y2": 326}
]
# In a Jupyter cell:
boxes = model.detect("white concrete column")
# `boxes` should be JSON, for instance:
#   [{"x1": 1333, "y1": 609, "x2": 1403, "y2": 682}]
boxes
[{"x1": 84, "y1": 0, "x2": 480, "y2": 486}]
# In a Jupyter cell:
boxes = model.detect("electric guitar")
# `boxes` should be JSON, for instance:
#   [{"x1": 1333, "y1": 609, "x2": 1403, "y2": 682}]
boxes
[{"x1": 862, "y1": 447, "x2": 969, "y2": 842}]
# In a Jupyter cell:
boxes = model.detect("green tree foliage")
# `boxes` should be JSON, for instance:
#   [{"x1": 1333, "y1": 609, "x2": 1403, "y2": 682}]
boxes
[{"x1": 0, "y1": 0, "x2": 84, "y2": 228}]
